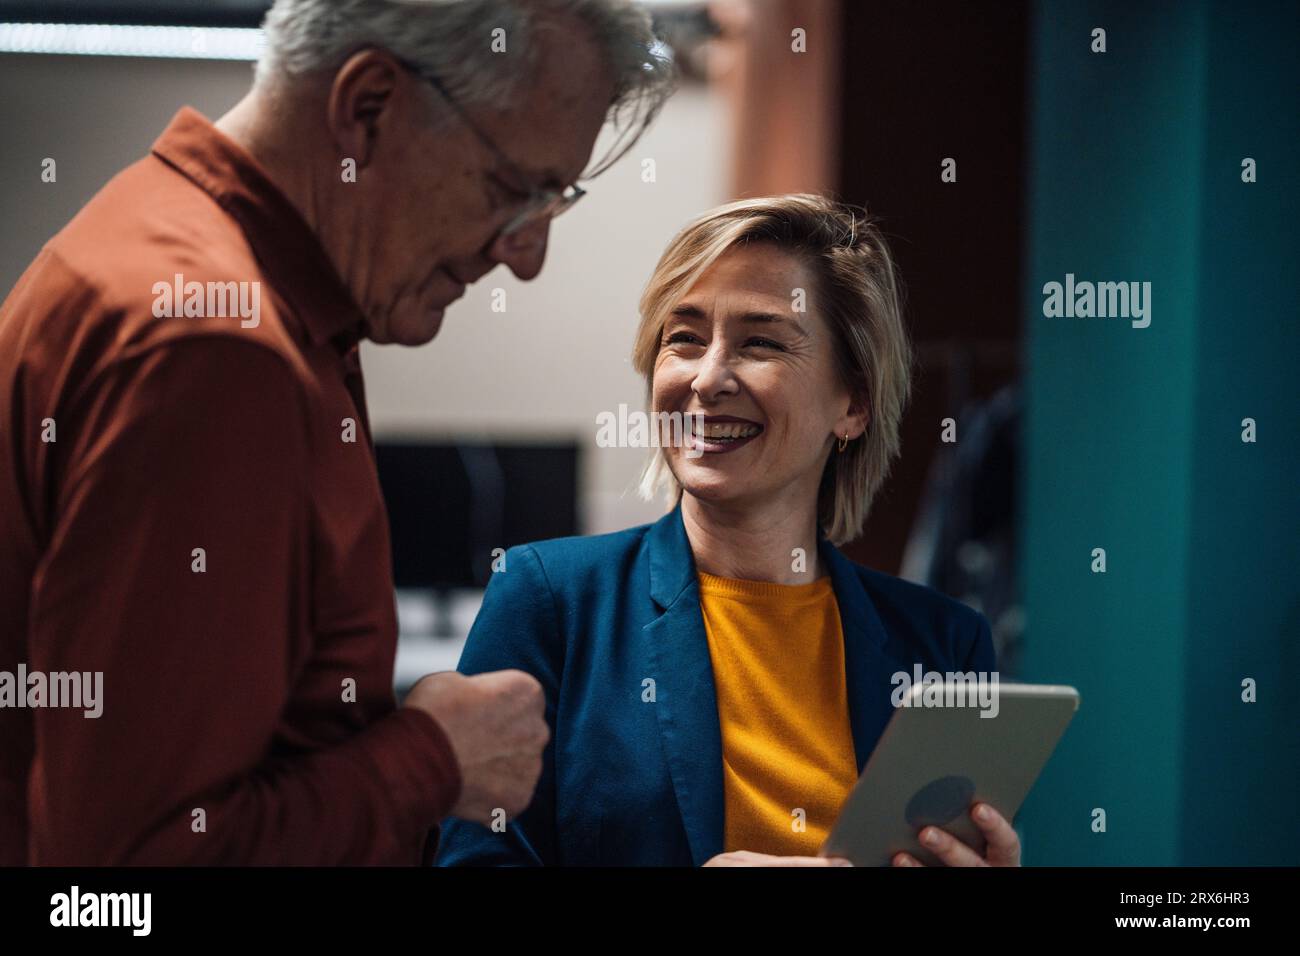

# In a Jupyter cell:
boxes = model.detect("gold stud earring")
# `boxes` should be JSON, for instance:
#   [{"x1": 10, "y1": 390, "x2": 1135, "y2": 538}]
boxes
[{"x1": 838, "y1": 432, "x2": 849, "y2": 453}]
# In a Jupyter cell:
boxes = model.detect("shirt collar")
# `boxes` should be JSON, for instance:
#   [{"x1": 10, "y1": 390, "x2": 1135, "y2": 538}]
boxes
[{"x1": 149, "y1": 106, "x2": 366, "y2": 351}]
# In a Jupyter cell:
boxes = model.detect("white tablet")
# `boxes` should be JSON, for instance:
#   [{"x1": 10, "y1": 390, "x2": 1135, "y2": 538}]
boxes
[{"x1": 821, "y1": 681, "x2": 1079, "y2": 866}]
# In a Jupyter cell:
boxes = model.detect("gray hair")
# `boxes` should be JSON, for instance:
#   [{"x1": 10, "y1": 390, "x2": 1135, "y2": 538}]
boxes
[{"x1": 256, "y1": 0, "x2": 674, "y2": 174}]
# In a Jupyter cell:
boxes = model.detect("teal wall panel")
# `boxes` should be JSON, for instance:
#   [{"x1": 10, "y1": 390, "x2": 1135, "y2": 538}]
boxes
[{"x1": 1017, "y1": 0, "x2": 1297, "y2": 865}]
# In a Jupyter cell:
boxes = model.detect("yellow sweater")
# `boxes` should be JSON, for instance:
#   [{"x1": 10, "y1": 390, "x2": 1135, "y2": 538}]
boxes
[{"x1": 697, "y1": 571, "x2": 858, "y2": 856}]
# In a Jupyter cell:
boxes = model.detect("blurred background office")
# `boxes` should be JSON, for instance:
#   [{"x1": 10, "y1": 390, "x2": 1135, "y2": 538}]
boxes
[{"x1": 1, "y1": 0, "x2": 1296, "y2": 866}]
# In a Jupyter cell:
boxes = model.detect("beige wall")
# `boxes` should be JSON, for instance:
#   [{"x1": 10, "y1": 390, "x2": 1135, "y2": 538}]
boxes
[
  {"x1": 0, "y1": 53, "x2": 257, "y2": 295},
  {"x1": 0, "y1": 51, "x2": 730, "y2": 536}
]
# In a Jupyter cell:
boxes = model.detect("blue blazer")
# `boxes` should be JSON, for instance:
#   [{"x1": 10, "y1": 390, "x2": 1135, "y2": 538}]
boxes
[{"x1": 435, "y1": 504, "x2": 996, "y2": 866}]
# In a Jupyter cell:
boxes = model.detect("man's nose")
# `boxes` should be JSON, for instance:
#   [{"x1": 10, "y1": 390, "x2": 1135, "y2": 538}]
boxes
[{"x1": 488, "y1": 218, "x2": 551, "y2": 281}]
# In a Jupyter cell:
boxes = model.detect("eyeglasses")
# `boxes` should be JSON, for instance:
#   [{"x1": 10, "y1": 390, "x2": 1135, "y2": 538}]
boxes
[{"x1": 406, "y1": 64, "x2": 587, "y2": 239}]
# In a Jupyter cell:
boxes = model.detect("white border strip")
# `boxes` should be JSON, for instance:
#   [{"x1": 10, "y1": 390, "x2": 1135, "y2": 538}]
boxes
[{"x1": 0, "y1": 23, "x2": 264, "y2": 60}]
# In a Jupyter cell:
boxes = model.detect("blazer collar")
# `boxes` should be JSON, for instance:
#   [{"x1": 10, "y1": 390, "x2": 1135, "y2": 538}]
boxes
[
  {"x1": 817, "y1": 532, "x2": 900, "y2": 773},
  {"x1": 641, "y1": 504, "x2": 902, "y2": 864},
  {"x1": 647, "y1": 499, "x2": 697, "y2": 608},
  {"x1": 641, "y1": 504, "x2": 722, "y2": 865}
]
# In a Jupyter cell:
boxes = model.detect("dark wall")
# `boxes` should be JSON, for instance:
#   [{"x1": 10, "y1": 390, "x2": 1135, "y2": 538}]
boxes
[{"x1": 836, "y1": 0, "x2": 1029, "y2": 575}]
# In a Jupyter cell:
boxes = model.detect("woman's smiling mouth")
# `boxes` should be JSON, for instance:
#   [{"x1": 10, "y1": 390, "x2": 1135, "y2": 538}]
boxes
[{"x1": 685, "y1": 416, "x2": 764, "y2": 454}]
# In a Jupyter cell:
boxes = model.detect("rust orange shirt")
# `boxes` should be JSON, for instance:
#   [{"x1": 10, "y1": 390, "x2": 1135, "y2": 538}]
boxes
[{"x1": 0, "y1": 108, "x2": 461, "y2": 864}]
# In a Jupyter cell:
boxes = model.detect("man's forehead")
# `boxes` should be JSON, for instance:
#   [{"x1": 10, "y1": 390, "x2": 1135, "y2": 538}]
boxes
[
  {"x1": 490, "y1": 24, "x2": 615, "y2": 183},
  {"x1": 490, "y1": 99, "x2": 608, "y2": 187},
  {"x1": 490, "y1": 124, "x2": 592, "y2": 187}
]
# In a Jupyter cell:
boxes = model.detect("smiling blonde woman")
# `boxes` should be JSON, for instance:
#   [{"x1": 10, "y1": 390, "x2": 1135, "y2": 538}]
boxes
[{"x1": 436, "y1": 194, "x2": 1014, "y2": 867}]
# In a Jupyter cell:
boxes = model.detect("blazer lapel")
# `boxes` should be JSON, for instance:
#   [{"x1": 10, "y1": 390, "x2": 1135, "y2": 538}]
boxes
[
  {"x1": 820, "y1": 537, "x2": 905, "y2": 772},
  {"x1": 641, "y1": 504, "x2": 725, "y2": 866},
  {"x1": 637, "y1": 510, "x2": 902, "y2": 864}
]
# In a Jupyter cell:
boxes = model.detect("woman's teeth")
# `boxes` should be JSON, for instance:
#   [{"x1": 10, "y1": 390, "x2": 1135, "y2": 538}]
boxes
[{"x1": 699, "y1": 423, "x2": 761, "y2": 441}]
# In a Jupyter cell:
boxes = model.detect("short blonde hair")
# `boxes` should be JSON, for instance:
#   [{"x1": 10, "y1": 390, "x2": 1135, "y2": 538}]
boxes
[{"x1": 631, "y1": 194, "x2": 912, "y2": 545}]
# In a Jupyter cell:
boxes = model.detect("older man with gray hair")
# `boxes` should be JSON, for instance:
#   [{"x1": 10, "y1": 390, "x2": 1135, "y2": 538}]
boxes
[{"x1": 0, "y1": 0, "x2": 671, "y2": 865}]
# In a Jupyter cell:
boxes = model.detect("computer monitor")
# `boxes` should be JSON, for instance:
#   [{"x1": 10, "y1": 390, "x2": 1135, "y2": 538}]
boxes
[{"x1": 374, "y1": 440, "x2": 580, "y2": 593}]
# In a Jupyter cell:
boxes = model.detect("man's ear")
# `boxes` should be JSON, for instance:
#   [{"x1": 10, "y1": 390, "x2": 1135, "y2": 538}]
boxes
[{"x1": 326, "y1": 49, "x2": 405, "y2": 169}]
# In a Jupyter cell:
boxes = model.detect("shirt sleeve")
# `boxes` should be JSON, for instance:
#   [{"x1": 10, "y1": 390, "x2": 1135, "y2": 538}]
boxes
[
  {"x1": 27, "y1": 335, "x2": 461, "y2": 864},
  {"x1": 435, "y1": 544, "x2": 563, "y2": 866}
]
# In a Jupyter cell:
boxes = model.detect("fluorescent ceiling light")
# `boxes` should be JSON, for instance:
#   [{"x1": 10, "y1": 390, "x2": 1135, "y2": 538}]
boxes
[{"x1": 0, "y1": 22, "x2": 264, "y2": 60}]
